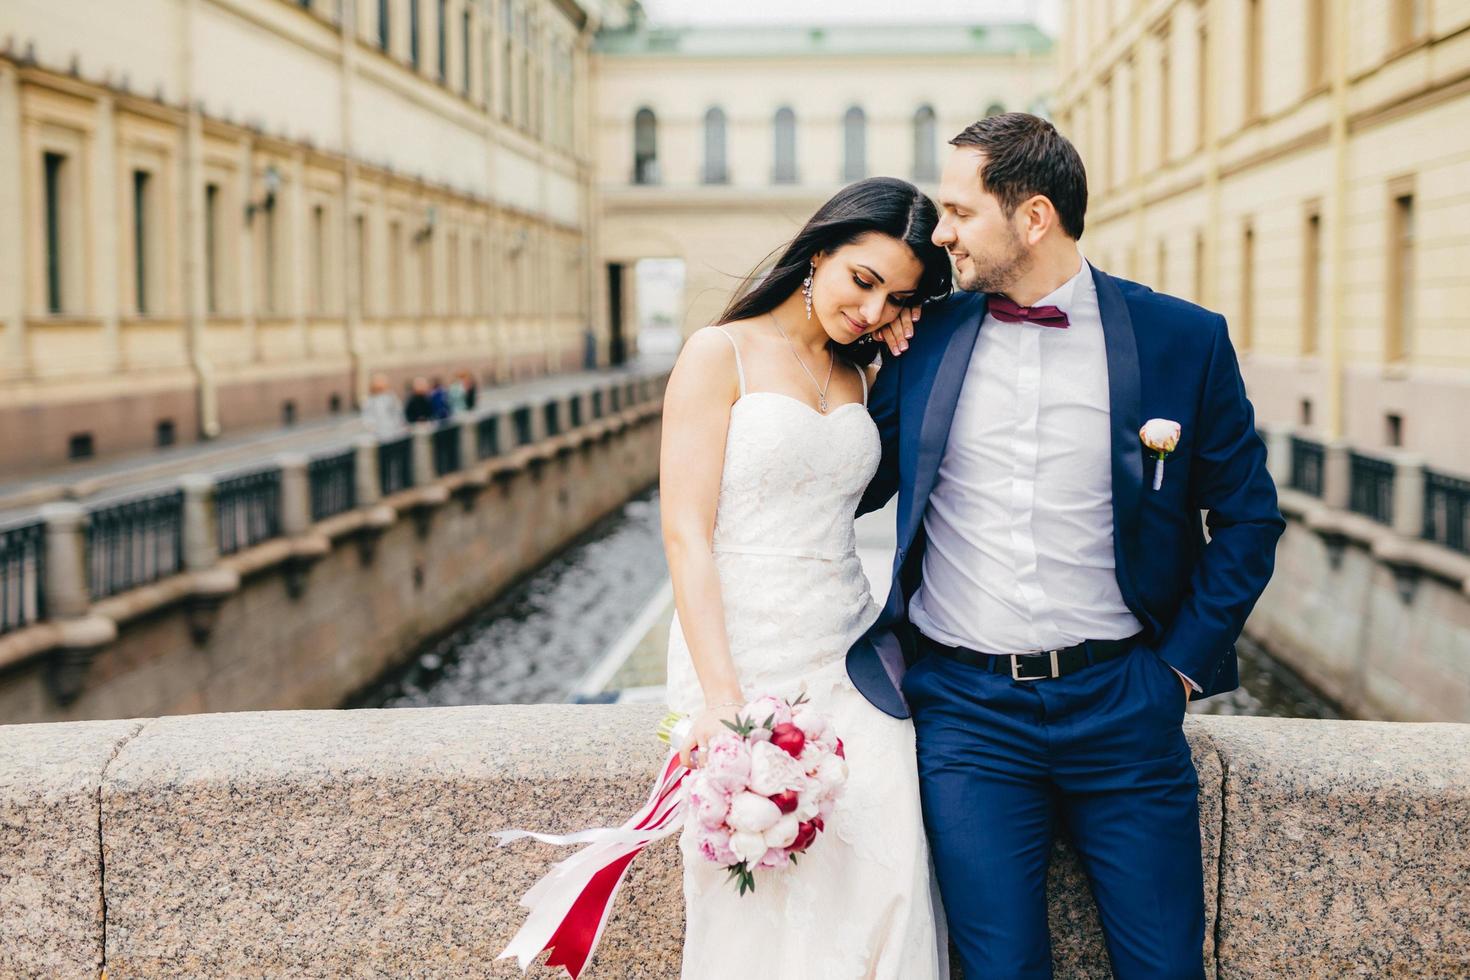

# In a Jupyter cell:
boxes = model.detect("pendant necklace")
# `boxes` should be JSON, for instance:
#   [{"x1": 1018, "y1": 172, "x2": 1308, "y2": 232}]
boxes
[{"x1": 768, "y1": 313, "x2": 834, "y2": 413}]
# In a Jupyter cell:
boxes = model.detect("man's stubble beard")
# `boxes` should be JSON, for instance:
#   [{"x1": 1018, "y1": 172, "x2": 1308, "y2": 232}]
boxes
[{"x1": 954, "y1": 225, "x2": 1033, "y2": 296}]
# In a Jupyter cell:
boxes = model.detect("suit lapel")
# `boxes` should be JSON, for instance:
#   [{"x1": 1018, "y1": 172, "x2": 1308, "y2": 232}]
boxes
[
  {"x1": 1091, "y1": 265, "x2": 1148, "y2": 620},
  {"x1": 899, "y1": 293, "x2": 985, "y2": 550}
]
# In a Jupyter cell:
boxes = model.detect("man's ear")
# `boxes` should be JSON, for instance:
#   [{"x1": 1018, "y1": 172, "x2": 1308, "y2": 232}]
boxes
[{"x1": 1019, "y1": 194, "x2": 1057, "y2": 246}]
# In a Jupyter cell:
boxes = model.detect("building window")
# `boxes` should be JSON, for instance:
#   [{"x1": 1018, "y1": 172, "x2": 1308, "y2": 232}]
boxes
[
  {"x1": 1303, "y1": 204, "x2": 1322, "y2": 356},
  {"x1": 260, "y1": 195, "x2": 278, "y2": 314},
  {"x1": 472, "y1": 236, "x2": 484, "y2": 313},
  {"x1": 912, "y1": 105, "x2": 937, "y2": 182},
  {"x1": 501, "y1": 0, "x2": 513, "y2": 120},
  {"x1": 132, "y1": 169, "x2": 151, "y2": 316},
  {"x1": 1197, "y1": 22, "x2": 1209, "y2": 148},
  {"x1": 1392, "y1": 0, "x2": 1429, "y2": 49},
  {"x1": 1158, "y1": 29, "x2": 1171, "y2": 166},
  {"x1": 702, "y1": 107, "x2": 728, "y2": 184},
  {"x1": 1386, "y1": 189, "x2": 1415, "y2": 362},
  {"x1": 1300, "y1": 398, "x2": 1313, "y2": 428},
  {"x1": 354, "y1": 213, "x2": 368, "y2": 317},
  {"x1": 69, "y1": 433, "x2": 94, "y2": 459},
  {"x1": 1306, "y1": 0, "x2": 1327, "y2": 89},
  {"x1": 389, "y1": 219, "x2": 404, "y2": 315},
  {"x1": 842, "y1": 106, "x2": 867, "y2": 182},
  {"x1": 448, "y1": 232, "x2": 461, "y2": 315},
  {"x1": 437, "y1": 0, "x2": 448, "y2": 82},
  {"x1": 772, "y1": 107, "x2": 797, "y2": 184},
  {"x1": 1193, "y1": 231, "x2": 1205, "y2": 303},
  {"x1": 1240, "y1": 221, "x2": 1255, "y2": 351},
  {"x1": 1245, "y1": 0, "x2": 1262, "y2": 123},
  {"x1": 409, "y1": 0, "x2": 421, "y2": 69},
  {"x1": 1385, "y1": 413, "x2": 1404, "y2": 447},
  {"x1": 156, "y1": 419, "x2": 176, "y2": 447},
  {"x1": 310, "y1": 204, "x2": 326, "y2": 316},
  {"x1": 633, "y1": 107, "x2": 658, "y2": 184},
  {"x1": 43, "y1": 151, "x2": 65, "y2": 314},
  {"x1": 1155, "y1": 238, "x2": 1167, "y2": 292},
  {"x1": 461, "y1": 7, "x2": 472, "y2": 94},
  {"x1": 205, "y1": 183, "x2": 220, "y2": 315},
  {"x1": 378, "y1": 0, "x2": 390, "y2": 51}
]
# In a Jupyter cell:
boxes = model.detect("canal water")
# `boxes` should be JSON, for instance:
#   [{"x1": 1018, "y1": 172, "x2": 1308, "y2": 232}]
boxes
[{"x1": 351, "y1": 492, "x2": 1339, "y2": 721}]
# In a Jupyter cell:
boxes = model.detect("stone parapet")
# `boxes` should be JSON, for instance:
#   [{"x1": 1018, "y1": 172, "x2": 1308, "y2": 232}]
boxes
[{"x1": 0, "y1": 709, "x2": 1464, "y2": 978}]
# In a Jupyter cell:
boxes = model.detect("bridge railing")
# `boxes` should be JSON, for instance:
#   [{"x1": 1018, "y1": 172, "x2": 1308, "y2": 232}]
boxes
[
  {"x1": 1423, "y1": 469, "x2": 1470, "y2": 554},
  {"x1": 0, "y1": 368, "x2": 671, "y2": 703},
  {"x1": 85, "y1": 490, "x2": 185, "y2": 600},
  {"x1": 1348, "y1": 451, "x2": 1395, "y2": 525},
  {"x1": 0, "y1": 519, "x2": 46, "y2": 636}
]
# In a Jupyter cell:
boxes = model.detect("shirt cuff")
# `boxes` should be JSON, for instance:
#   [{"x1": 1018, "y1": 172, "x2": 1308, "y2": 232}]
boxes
[{"x1": 1170, "y1": 666, "x2": 1202, "y2": 693}]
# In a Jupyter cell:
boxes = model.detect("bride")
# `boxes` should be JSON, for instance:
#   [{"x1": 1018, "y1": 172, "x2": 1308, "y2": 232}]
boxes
[{"x1": 661, "y1": 176, "x2": 953, "y2": 978}]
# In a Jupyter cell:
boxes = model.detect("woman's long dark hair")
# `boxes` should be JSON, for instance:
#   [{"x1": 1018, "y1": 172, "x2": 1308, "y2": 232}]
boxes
[{"x1": 717, "y1": 177, "x2": 952, "y2": 365}]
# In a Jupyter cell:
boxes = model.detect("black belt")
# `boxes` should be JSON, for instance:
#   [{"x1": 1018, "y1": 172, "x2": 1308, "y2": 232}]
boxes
[{"x1": 917, "y1": 631, "x2": 1143, "y2": 682}]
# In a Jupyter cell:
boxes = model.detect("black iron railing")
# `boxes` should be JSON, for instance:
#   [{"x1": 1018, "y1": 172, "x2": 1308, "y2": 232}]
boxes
[
  {"x1": 217, "y1": 468, "x2": 283, "y2": 555},
  {"x1": 378, "y1": 435, "x2": 414, "y2": 496},
  {"x1": 543, "y1": 401, "x2": 561, "y2": 437},
  {"x1": 86, "y1": 490, "x2": 184, "y2": 599},
  {"x1": 0, "y1": 520, "x2": 45, "y2": 635},
  {"x1": 1290, "y1": 436, "x2": 1325, "y2": 498},
  {"x1": 1424, "y1": 470, "x2": 1470, "y2": 555},
  {"x1": 476, "y1": 415, "x2": 500, "y2": 459},
  {"x1": 591, "y1": 390, "x2": 604, "y2": 419},
  {"x1": 610, "y1": 386, "x2": 622, "y2": 412},
  {"x1": 309, "y1": 449, "x2": 357, "y2": 522},
  {"x1": 512, "y1": 406, "x2": 533, "y2": 446},
  {"x1": 1348, "y1": 452, "x2": 1396, "y2": 525},
  {"x1": 432, "y1": 423, "x2": 462, "y2": 476},
  {"x1": 570, "y1": 396, "x2": 583, "y2": 428}
]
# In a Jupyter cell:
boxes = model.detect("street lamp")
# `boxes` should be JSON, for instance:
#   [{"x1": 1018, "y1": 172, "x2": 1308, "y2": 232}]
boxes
[{"x1": 245, "y1": 165, "x2": 282, "y2": 224}]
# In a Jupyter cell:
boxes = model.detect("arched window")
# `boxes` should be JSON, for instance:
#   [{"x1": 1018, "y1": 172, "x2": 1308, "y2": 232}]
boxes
[
  {"x1": 703, "y1": 107, "x2": 728, "y2": 184},
  {"x1": 772, "y1": 107, "x2": 797, "y2": 184},
  {"x1": 984, "y1": 101, "x2": 1006, "y2": 118},
  {"x1": 633, "y1": 107, "x2": 658, "y2": 185},
  {"x1": 842, "y1": 106, "x2": 866, "y2": 182},
  {"x1": 912, "y1": 105, "x2": 938, "y2": 182}
]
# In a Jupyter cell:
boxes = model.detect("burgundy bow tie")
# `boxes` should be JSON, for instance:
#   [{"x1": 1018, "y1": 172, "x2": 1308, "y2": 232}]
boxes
[{"x1": 988, "y1": 295, "x2": 1070, "y2": 328}]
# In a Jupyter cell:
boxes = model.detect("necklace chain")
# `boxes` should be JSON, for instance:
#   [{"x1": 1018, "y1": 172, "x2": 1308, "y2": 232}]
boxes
[{"x1": 768, "y1": 313, "x2": 835, "y2": 413}]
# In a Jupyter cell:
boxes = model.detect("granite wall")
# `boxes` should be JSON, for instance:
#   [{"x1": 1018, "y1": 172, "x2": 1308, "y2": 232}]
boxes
[{"x1": 2, "y1": 708, "x2": 1465, "y2": 978}]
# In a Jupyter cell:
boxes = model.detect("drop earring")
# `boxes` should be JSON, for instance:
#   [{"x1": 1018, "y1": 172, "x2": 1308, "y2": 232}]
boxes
[{"x1": 803, "y1": 260, "x2": 815, "y2": 320}]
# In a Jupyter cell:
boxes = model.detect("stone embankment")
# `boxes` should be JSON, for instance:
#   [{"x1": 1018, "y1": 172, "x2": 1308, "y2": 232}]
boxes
[{"x1": 2, "y1": 707, "x2": 1465, "y2": 978}]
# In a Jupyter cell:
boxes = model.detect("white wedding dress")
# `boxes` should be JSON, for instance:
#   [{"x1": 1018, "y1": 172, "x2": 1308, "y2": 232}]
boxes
[{"x1": 665, "y1": 328, "x2": 945, "y2": 980}]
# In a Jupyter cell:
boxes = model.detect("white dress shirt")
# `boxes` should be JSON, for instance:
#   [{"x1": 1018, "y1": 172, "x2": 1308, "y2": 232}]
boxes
[{"x1": 909, "y1": 256, "x2": 1146, "y2": 655}]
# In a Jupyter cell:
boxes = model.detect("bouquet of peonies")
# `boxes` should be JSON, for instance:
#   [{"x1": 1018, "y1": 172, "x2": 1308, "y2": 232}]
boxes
[{"x1": 674, "y1": 692, "x2": 848, "y2": 895}]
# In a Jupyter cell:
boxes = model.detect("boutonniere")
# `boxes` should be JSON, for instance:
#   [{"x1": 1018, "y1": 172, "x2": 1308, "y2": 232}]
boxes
[{"x1": 1139, "y1": 419, "x2": 1182, "y2": 491}]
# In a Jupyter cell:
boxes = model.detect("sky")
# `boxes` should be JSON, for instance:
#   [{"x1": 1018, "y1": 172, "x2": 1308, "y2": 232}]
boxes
[{"x1": 637, "y1": 0, "x2": 1062, "y2": 37}]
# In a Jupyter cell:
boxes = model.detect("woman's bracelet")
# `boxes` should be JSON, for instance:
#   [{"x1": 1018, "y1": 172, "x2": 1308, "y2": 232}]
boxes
[{"x1": 711, "y1": 700, "x2": 743, "y2": 712}]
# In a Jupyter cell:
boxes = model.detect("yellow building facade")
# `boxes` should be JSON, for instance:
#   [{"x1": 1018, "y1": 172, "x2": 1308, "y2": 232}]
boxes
[
  {"x1": 591, "y1": 22, "x2": 1054, "y2": 338},
  {"x1": 1053, "y1": 0, "x2": 1470, "y2": 471},
  {"x1": 0, "y1": 0, "x2": 619, "y2": 473}
]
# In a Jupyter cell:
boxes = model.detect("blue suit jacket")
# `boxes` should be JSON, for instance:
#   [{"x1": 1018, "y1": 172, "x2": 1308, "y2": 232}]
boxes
[{"x1": 846, "y1": 264, "x2": 1285, "y2": 719}]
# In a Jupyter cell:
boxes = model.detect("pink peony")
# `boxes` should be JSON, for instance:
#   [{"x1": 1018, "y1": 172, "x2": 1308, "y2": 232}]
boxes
[
  {"x1": 743, "y1": 695, "x2": 793, "y2": 729},
  {"x1": 748, "y1": 740, "x2": 808, "y2": 796},
  {"x1": 727, "y1": 791, "x2": 782, "y2": 834},
  {"x1": 814, "y1": 755, "x2": 848, "y2": 796},
  {"x1": 702, "y1": 732, "x2": 752, "y2": 794},
  {"x1": 762, "y1": 812, "x2": 800, "y2": 850},
  {"x1": 729, "y1": 830, "x2": 768, "y2": 865},
  {"x1": 791, "y1": 707, "x2": 829, "y2": 741},
  {"x1": 694, "y1": 824, "x2": 738, "y2": 865},
  {"x1": 687, "y1": 777, "x2": 731, "y2": 830},
  {"x1": 758, "y1": 846, "x2": 792, "y2": 870}
]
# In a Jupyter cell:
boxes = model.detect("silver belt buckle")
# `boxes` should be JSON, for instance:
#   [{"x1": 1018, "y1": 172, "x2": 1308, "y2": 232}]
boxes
[{"x1": 1011, "y1": 650, "x2": 1061, "y2": 681}]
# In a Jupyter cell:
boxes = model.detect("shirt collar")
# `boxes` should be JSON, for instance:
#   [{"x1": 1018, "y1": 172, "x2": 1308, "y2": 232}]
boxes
[{"x1": 1024, "y1": 253, "x2": 1089, "y2": 318}]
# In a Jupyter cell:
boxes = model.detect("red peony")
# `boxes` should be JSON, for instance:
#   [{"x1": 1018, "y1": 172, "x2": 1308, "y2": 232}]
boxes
[
  {"x1": 769, "y1": 722, "x2": 806, "y2": 757},
  {"x1": 834, "y1": 738, "x2": 845, "y2": 759},
  {"x1": 769, "y1": 789, "x2": 799, "y2": 814},
  {"x1": 788, "y1": 819, "x2": 820, "y2": 853}
]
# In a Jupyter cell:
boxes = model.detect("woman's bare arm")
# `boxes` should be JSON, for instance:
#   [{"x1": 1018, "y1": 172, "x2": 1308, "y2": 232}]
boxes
[{"x1": 660, "y1": 327, "x2": 745, "y2": 765}]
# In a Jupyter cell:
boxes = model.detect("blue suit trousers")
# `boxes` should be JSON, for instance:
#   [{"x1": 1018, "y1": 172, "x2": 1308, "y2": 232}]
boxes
[{"x1": 903, "y1": 644, "x2": 1207, "y2": 979}]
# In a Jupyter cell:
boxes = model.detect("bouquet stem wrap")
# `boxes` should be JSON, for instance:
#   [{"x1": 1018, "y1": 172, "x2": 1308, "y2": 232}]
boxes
[{"x1": 495, "y1": 750, "x2": 688, "y2": 978}]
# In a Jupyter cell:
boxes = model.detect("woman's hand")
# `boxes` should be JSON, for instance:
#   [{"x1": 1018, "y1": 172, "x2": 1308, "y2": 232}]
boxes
[
  {"x1": 679, "y1": 700, "x2": 743, "y2": 769},
  {"x1": 870, "y1": 303, "x2": 921, "y2": 357}
]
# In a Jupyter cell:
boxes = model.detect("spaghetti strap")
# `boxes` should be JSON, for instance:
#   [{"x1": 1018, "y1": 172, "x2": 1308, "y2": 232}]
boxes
[
  {"x1": 856, "y1": 361, "x2": 869, "y2": 406},
  {"x1": 712, "y1": 327, "x2": 747, "y2": 397}
]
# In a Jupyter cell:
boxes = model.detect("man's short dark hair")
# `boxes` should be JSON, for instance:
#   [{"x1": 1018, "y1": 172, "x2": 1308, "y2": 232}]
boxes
[{"x1": 950, "y1": 113, "x2": 1088, "y2": 240}]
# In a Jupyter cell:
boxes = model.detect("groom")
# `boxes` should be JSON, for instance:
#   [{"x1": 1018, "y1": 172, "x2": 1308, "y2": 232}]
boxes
[{"x1": 849, "y1": 113, "x2": 1283, "y2": 978}]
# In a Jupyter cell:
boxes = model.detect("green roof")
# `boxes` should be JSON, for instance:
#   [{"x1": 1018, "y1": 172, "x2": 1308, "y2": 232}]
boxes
[{"x1": 593, "y1": 22, "x2": 1054, "y2": 58}]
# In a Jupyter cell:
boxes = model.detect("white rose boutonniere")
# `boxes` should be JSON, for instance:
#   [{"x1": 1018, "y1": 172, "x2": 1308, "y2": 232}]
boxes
[{"x1": 1139, "y1": 418, "x2": 1182, "y2": 491}]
